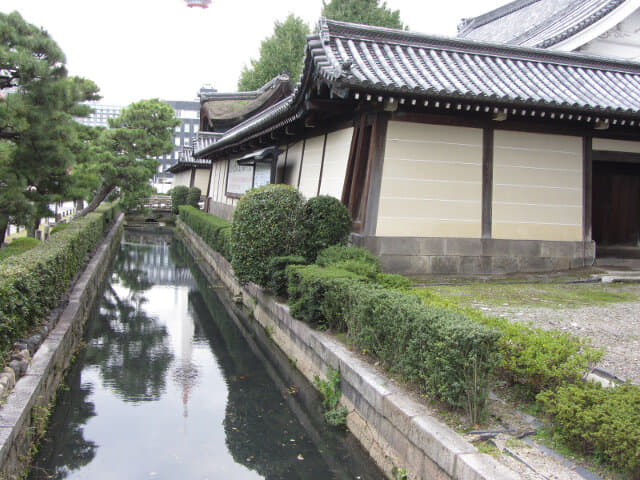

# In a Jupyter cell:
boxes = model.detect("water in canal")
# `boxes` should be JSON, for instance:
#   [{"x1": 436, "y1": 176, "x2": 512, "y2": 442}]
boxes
[{"x1": 29, "y1": 228, "x2": 384, "y2": 480}]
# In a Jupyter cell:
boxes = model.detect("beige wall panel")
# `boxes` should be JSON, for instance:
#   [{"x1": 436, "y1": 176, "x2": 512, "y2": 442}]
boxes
[
  {"x1": 494, "y1": 166, "x2": 581, "y2": 189},
  {"x1": 377, "y1": 217, "x2": 481, "y2": 238},
  {"x1": 496, "y1": 185, "x2": 581, "y2": 206},
  {"x1": 493, "y1": 131, "x2": 582, "y2": 241},
  {"x1": 593, "y1": 138, "x2": 640, "y2": 153},
  {"x1": 494, "y1": 223, "x2": 583, "y2": 242},
  {"x1": 298, "y1": 135, "x2": 324, "y2": 199},
  {"x1": 210, "y1": 162, "x2": 223, "y2": 203},
  {"x1": 381, "y1": 179, "x2": 482, "y2": 202},
  {"x1": 495, "y1": 204, "x2": 581, "y2": 225},
  {"x1": 319, "y1": 127, "x2": 353, "y2": 199},
  {"x1": 194, "y1": 170, "x2": 209, "y2": 194},
  {"x1": 284, "y1": 141, "x2": 303, "y2": 187},
  {"x1": 377, "y1": 122, "x2": 482, "y2": 238},
  {"x1": 388, "y1": 160, "x2": 482, "y2": 183},
  {"x1": 173, "y1": 170, "x2": 190, "y2": 188},
  {"x1": 379, "y1": 198, "x2": 481, "y2": 220}
]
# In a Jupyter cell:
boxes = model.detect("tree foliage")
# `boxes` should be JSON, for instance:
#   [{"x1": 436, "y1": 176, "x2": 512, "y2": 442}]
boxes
[
  {"x1": 75, "y1": 99, "x2": 179, "y2": 216},
  {"x1": 237, "y1": 14, "x2": 309, "y2": 91},
  {"x1": 321, "y1": 0, "x2": 405, "y2": 29},
  {"x1": 0, "y1": 11, "x2": 99, "y2": 241}
]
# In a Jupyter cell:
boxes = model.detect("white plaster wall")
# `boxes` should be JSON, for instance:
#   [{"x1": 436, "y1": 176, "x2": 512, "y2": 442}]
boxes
[
  {"x1": 319, "y1": 127, "x2": 353, "y2": 199},
  {"x1": 298, "y1": 135, "x2": 324, "y2": 199},
  {"x1": 172, "y1": 170, "x2": 191, "y2": 189},
  {"x1": 376, "y1": 121, "x2": 483, "y2": 238},
  {"x1": 492, "y1": 131, "x2": 583, "y2": 241},
  {"x1": 284, "y1": 141, "x2": 304, "y2": 187},
  {"x1": 193, "y1": 169, "x2": 209, "y2": 194}
]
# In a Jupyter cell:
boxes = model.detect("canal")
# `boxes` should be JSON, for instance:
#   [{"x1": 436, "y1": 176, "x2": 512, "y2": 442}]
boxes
[{"x1": 28, "y1": 229, "x2": 384, "y2": 479}]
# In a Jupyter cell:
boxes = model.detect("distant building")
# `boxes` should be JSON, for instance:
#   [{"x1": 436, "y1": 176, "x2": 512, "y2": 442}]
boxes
[
  {"x1": 157, "y1": 100, "x2": 200, "y2": 174},
  {"x1": 75, "y1": 102, "x2": 123, "y2": 128}
]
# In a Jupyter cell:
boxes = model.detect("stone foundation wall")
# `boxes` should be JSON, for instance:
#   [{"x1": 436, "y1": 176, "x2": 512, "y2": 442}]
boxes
[
  {"x1": 0, "y1": 214, "x2": 124, "y2": 479},
  {"x1": 206, "y1": 199, "x2": 234, "y2": 222},
  {"x1": 352, "y1": 235, "x2": 596, "y2": 275},
  {"x1": 177, "y1": 218, "x2": 521, "y2": 480}
]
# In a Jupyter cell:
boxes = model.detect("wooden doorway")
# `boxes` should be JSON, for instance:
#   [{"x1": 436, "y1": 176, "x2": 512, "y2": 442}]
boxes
[{"x1": 592, "y1": 160, "x2": 640, "y2": 246}]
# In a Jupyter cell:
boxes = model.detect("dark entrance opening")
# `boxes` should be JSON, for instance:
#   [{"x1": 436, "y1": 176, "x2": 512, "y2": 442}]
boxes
[{"x1": 592, "y1": 159, "x2": 640, "y2": 248}]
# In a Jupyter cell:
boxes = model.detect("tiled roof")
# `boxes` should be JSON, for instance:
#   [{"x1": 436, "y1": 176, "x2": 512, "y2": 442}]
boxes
[
  {"x1": 457, "y1": 0, "x2": 630, "y2": 48},
  {"x1": 167, "y1": 146, "x2": 212, "y2": 173},
  {"x1": 196, "y1": 17, "x2": 640, "y2": 157}
]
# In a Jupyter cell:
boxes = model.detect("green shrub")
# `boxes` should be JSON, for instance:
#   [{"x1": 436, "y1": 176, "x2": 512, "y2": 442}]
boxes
[
  {"x1": 267, "y1": 255, "x2": 307, "y2": 297},
  {"x1": 49, "y1": 223, "x2": 69, "y2": 236},
  {"x1": 0, "y1": 202, "x2": 119, "y2": 354},
  {"x1": 415, "y1": 288, "x2": 603, "y2": 400},
  {"x1": 315, "y1": 245, "x2": 380, "y2": 279},
  {"x1": 231, "y1": 185, "x2": 305, "y2": 286},
  {"x1": 538, "y1": 382, "x2": 640, "y2": 478},
  {"x1": 487, "y1": 317, "x2": 602, "y2": 398},
  {"x1": 375, "y1": 272, "x2": 412, "y2": 290},
  {"x1": 171, "y1": 186, "x2": 189, "y2": 213},
  {"x1": 179, "y1": 206, "x2": 232, "y2": 261},
  {"x1": 0, "y1": 237, "x2": 40, "y2": 262},
  {"x1": 187, "y1": 187, "x2": 201, "y2": 209},
  {"x1": 286, "y1": 263, "x2": 499, "y2": 423},
  {"x1": 286, "y1": 264, "x2": 370, "y2": 330},
  {"x1": 301, "y1": 195, "x2": 352, "y2": 261}
]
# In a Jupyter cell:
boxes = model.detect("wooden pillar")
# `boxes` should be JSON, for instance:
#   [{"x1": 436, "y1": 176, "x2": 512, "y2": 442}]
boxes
[
  {"x1": 482, "y1": 127, "x2": 494, "y2": 239},
  {"x1": 583, "y1": 136, "x2": 593, "y2": 242}
]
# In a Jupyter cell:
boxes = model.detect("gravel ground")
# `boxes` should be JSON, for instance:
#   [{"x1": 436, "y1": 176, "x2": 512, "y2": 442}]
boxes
[{"x1": 481, "y1": 300, "x2": 640, "y2": 385}]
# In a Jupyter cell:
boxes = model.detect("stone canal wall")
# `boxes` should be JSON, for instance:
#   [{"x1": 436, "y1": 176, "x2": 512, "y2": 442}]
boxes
[
  {"x1": 176, "y1": 218, "x2": 521, "y2": 480},
  {"x1": 0, "y1": 214, "x2": 124, "y2": 480}
]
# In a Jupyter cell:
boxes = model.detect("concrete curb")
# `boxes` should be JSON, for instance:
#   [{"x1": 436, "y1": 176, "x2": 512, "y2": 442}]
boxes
[
  {"x1": 177, "y1": 219, "x2": 522, "y2": 480},
  {"x1": 0, "y1": 214, "x2": 124, "y2": 480}
]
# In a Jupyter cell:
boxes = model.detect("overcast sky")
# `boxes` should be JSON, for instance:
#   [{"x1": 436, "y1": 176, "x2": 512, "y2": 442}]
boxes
[{"x1": 1, "y1": 0, "x2": 511, "y2": 106}]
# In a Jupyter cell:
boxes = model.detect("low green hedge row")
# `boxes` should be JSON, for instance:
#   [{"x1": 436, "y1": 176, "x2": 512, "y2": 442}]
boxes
[
  {"x1": 538, "y1": 382, "x2": 640, "y2": 478},
  {"x1": 0, "y1": 202, "x2": 119, "y2": 354},
  {"x1": 286, "y1": 262, "x2": 500, "y2": 423},
  {"x1": 178, "y1": 205, "x2": 232, "y2": 261},
  {"x1": 414, "y1": 289, "x2": 602, "y2": 400}
]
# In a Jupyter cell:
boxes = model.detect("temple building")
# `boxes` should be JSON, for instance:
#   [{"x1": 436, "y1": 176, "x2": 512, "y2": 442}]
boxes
[{"x1": 191, "y1": 17, "x2": 640, "y2": 275}]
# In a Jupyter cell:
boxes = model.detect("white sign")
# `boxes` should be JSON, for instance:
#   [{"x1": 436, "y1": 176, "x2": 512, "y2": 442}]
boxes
[
  {"x1": 253, "y1": 163, "x2": 272, "y2": 188},
  {"x1": 226, "y1": 160, "x2": 254, "y2": 196}
]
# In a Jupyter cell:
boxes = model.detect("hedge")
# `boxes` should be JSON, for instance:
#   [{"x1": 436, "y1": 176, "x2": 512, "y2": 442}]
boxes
[
  {"x1": 178, "y1": 205, "x2": 232, "y2": 261},
  {"x1": 538, "y1": 382, "x2": 640, "y2": 478},
  {"x1": 301, "y1": 195, "x2": 352, "y2": 262},
  {"x1": 0, "y1": 202, "x2": 120, "y2": 354},
  {"x1": 414, "y1": 289, "x2": 603, "y2": 400},
  {"x1": 286, "y1": 263, "x2": 500, "y2": 423},
  {"x1": 171, "y1": 186, "x2": 189, "y2": 213}
]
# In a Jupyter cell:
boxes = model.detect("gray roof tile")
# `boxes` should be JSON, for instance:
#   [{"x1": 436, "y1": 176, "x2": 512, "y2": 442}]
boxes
[{"x1": 458, "y1": 0, "x2": 629, "y2": 48}]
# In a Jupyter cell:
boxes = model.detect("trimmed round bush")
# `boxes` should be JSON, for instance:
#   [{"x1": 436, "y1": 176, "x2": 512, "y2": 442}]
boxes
[
  {"x1": 302, "y1": 195, "x2": 352, "y2": 261},
  {"x1": 170, "y1": 186, "x2": 189, "y2": 213},
  {"x1": 231, "y1": 184, "x2": 305, "y2": 286},
  {"x1": 187, "y1": 187, "x2": 201, "y2": 209}
]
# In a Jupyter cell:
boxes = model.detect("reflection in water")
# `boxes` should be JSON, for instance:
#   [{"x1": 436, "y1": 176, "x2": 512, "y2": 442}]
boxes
[{"x1": 29, "y1": 229, "x2": 383, "y2": 479}]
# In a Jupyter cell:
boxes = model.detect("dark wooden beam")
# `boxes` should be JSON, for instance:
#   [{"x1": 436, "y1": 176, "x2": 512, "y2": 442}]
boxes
[
  {"x1": 362, "y1": 112, "x2": 390, "y2": 236},
  {"x1": 584, "y1": 136, "x2": 593, "y2": 242},
  {"x1": 482, "y1": 128, "x2": 494, "y2": 239}
]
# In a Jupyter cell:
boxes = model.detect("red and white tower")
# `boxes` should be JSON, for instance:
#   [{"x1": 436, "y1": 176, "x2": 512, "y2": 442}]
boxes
[{"x1": 184, "y1": 0, "x2": 211, "y2": 8}]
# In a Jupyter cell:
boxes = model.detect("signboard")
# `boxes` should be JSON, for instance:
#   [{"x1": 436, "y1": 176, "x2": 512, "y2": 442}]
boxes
[{"x1": 226, "y1": 160, "x2": 254, "y2": 196}]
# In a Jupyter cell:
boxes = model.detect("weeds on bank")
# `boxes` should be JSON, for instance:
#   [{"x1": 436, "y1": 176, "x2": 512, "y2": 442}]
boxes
[{"x1": 313, "y1": 368, "x2": 348, "y2": 427}]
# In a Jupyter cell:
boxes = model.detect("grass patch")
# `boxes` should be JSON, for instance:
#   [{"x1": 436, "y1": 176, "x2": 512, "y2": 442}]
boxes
[
  {"x1": 0, "y1": 237, "x2": 40, "y2": 261},
  {"x1": 419, "y1": 283, "x2": 639, "y2": 309}
]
